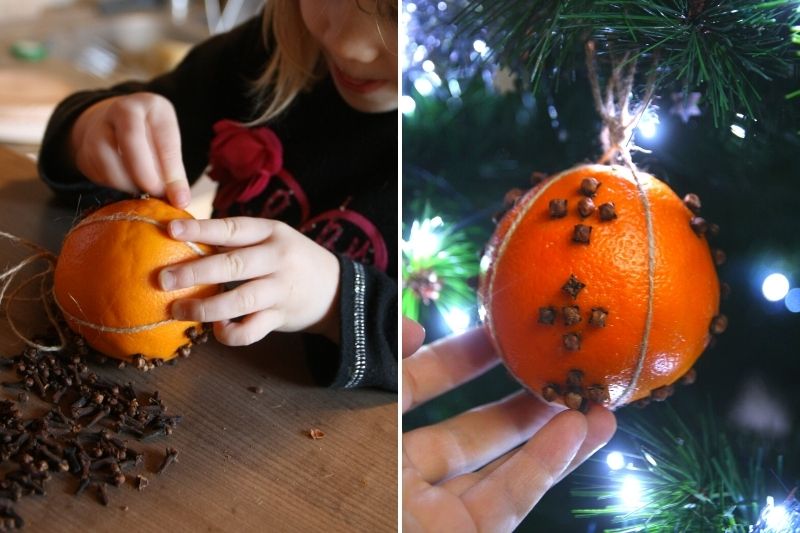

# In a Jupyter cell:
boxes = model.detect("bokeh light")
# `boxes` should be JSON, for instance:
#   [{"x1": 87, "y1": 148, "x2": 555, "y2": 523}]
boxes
[{"x1": 762, "y1": 273, "x2": 790, "y2": 302}]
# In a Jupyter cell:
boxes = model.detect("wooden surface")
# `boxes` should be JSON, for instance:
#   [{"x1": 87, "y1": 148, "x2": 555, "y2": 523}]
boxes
[{"x1": 0, "y1": 147, "x2": 398, "y2": 532}]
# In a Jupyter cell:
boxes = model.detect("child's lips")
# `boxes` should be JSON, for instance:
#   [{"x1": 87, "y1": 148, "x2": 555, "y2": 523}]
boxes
[{"x1": 331, "y1": 65, "x2": 387, "y2": 94}]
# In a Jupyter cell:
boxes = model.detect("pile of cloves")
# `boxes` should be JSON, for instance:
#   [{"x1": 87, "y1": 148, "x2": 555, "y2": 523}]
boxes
[{"x1": 0, "y1": 328, "x2": 187, "y2": 528}]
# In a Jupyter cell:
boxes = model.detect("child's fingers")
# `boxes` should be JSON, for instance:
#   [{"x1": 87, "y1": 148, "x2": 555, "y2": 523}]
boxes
[
  {"x1": 147, "y1": 107, "x2": 189, "y2": 208},
  {"x1": 170, "y1": 277, "x2": 284, "y2": 323},
  {"x1": 213, "y1": 307, "x2": 285, "y2": 346},
  {"x1": 402, "y1": 327, "x2": 499, "y2": 413},
  {"x1": 404, "y1": 391, "x2": 563, "y2": 485},
  {"x1": 167, "y1": 217, "x2": 277, "y2": 246},
  {"x1": 460, "y1": 410, "x2": 588, "y2": 532},
  {"x1": 91, "y1": 135, "x2": 138, "y2": 194},
  {"x1": 159, "y1": 246, "x2": 275, "y2": 290},
  {"x1": 113, "y1": 111, "x2": 165, "y2": 197}
]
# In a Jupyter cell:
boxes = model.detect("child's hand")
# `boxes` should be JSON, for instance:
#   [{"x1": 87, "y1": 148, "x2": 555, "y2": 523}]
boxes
[
  {"x1": 69, "y1": 93, "x2": 191, "y2": 209},
  {"x1": 158, "y1": 217, "x2": 341, "y2": 346},
  {"x1": 403, "y1": 322, "x2": 617, "y2": 532}
]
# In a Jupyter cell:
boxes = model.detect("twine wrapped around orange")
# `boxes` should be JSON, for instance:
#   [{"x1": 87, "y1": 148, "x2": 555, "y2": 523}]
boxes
[
  {"x1": 479, "y1": 164, "x2": 724, "y2": 410},
  {"x1": 53, "y1": 198, "x2": 220, "y2": 361}
]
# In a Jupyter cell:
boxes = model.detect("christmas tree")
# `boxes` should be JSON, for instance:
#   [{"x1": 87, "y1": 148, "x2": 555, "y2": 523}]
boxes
[{"x1": 402, "y1": 0, "x2": 800, "y2": 530}]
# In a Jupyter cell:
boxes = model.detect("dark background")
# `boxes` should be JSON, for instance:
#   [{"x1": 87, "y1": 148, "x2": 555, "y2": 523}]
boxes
[{"x1": 402, "y1": 48, "x2": 800, "y2": 531}]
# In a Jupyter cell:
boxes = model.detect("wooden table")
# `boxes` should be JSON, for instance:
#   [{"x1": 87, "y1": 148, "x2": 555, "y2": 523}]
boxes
[{"x1": 0, "y1": 147, "x2": 397, "y2": 532}]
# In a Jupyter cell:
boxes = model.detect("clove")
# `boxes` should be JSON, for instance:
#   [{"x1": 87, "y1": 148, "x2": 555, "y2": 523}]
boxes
[
  {"x1": 572, "y1": 224, "x2": 592, "y2": 244},
  {"x1": 548, "y1": 199, "x2": 568, "y2": 219}
]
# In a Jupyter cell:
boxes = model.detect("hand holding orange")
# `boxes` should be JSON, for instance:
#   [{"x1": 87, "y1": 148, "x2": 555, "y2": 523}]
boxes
[{"x1": 54, "y1": 198, "x2": 220, "y2": 361}]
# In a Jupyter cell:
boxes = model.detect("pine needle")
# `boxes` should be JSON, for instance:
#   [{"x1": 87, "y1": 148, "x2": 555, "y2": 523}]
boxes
[{"x1": 455, "y1": 0, "x2": 799, "y2": 124}]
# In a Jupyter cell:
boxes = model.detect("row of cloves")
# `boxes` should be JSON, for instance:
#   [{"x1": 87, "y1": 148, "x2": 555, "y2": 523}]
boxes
[
  {"x1": 541, "y1": 369, "x2": 611, "y2": 413},
  {"x1": 538, "y1": 305, "x2": 608, "y2": 328},
  {"x1": 632, "y1": 368, "x2": 698, "y2": 408},
  {"x1": 109, "y1": 324, "x2": 211, "y2": 372},
  {"x1": 542, "y1": 367, "x2": 699, "y2": 411}
]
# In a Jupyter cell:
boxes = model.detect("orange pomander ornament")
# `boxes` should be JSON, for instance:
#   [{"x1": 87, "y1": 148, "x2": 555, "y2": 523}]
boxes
[
  {"x1": 479, "y1": 164, "x2": 724, "y2": 410},
  {"x1": 53, "y1": 198, "x2": 219, "y2": 361}
]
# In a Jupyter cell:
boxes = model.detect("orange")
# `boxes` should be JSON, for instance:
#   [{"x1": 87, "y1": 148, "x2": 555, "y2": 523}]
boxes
[
  {"x1": 53, "y1": 198, "x2": 219, "y2": 361},
  {"x1": 479, "y1": 164, "x2": 722, "y2": 409}
]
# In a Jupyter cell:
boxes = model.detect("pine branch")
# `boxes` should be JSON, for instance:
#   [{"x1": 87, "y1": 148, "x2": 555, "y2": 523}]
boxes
[
  {"x1": 455, "y1": 0, "x2": 799, "y2": 124},
  {"x1": 570, "y1": 402, "x2": 788, "y2": 531}
]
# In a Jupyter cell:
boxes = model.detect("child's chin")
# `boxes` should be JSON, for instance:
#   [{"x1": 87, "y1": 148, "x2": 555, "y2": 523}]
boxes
[{"x1": 336, "y1": 86, "x2": 398, "y2": 114}]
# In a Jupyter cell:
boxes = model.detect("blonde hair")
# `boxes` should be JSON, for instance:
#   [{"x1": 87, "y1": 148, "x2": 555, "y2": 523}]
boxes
[
  {"x1": 250, "y1": 0, "x2": 321, "y2": 124},
  {"x1": 250, "y1": 0, "x2": 398, "y2": 124}
]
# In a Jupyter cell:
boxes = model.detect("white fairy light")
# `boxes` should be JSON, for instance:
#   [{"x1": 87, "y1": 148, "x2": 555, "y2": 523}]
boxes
[
  {"x1": 443, "y1": 308, "x2": 471, "y2": 333},
  {"x1": 606, "y1": 451, "x2": 625, "y2": 471},
  {"x1": 762, "y1": 273, "x2": 790, "y2": 302}
]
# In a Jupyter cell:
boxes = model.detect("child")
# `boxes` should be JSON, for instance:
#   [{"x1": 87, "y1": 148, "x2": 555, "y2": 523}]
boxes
[{"x1": 38, "y1": 0, "x2": 398, "y2": 391}]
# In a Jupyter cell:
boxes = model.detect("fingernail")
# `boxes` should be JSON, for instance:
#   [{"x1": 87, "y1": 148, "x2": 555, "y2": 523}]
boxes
[
  {"x1": 169, "y1": 220, "x2": 184, "y2": 237},
  {"x1": 174, "y1": 189, "x2": 190, "y2": 208},
  {"x1": 160, "y1": 270, "x2": 176, "y2": 291}
]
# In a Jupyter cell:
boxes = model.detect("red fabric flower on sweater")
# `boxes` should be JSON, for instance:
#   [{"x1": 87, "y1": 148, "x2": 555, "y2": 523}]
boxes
[{"x1": 208, "y1": 120, "x2": 283, "y2": 207}]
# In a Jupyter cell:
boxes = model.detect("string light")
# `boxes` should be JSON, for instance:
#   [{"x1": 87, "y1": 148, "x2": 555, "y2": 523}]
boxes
[
  {"x1": 731, "y1": 124, "x2": 747, "y2": 139},
  {"x1": 762, "y1": 273, "x2": 790, "y2": 302},
  {"x1": 637, "y1": 109, "x2": 660, "y2": 139},
  {"x1": 606, "y1": 451, "x2": 625, "y2": 471},
  {"x1": 403, "y1": 218, "x2": 443, "y2": 260},
  {"x1": 401, "y1": 95, "x2": 417, "y2": 115},
  {"x1": 619, "y1": 475, "x2": 643, "y2": 510},
  {"x1": 784, "y1": 288, "x2": 800, "y2": 313},
  {"x1": 443, "y1": 308, "x2": 471, "y2": 333}
]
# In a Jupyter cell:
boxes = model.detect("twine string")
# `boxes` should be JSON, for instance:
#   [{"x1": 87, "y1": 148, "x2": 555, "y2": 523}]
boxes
[
  {"x1": 0, "y1": 231, "x2": 66, "y2": 351},
  {"x1": 0, "y1": 213, "x2": 208, "y2": 349},
  {"x1": 584, "y1": 42, "x2": 660, "y2": 407},
  {"x1": 584, "y1": 41, "x2": 658, "y2": 166}
]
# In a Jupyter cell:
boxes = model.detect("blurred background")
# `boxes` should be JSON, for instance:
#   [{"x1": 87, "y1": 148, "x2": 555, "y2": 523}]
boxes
[
  {"x1": 0, "y1": 0, "x2": 264, "y2": 217},
  {"x1": 402, "y1": 1, "x2": 800, "y2": 531}
]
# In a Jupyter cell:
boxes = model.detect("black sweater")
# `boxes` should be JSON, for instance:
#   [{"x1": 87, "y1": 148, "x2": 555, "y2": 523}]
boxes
[{"x1": 38, "y1": 16, "x2": 397, "y2": 392}]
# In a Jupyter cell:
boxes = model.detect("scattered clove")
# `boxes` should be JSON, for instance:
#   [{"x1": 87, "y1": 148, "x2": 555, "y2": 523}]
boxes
[
  {"x1": 309, "y1": 429, "x2": 325, "y2": 440},
  {"x1": 0, "y1": 330, "x2": 182, "y2": 522},
  {"x1": 156, "y1": 448, "x2": 179, "y2": 475}
]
